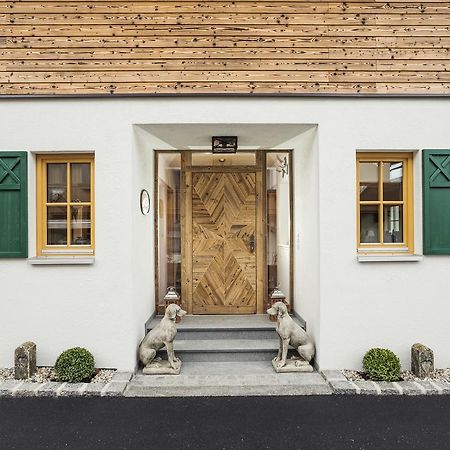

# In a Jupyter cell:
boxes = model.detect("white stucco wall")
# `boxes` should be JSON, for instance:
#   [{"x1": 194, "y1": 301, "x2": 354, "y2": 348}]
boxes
[
  {"x1": 0, "y1": 97, "x2": 449, "y2": 371},
  {"x1": 0, "y1": 101, "x2": 135, "y2": 369},
  {"x1": 314, "y1": 102, "x2": 450, "y2": 370},
  {"x1": 291, "y1": 127, "x2": 321, "y2": 359},
  {"x1": 131, "y1": 126, "x2": 155, "y2": 367}
]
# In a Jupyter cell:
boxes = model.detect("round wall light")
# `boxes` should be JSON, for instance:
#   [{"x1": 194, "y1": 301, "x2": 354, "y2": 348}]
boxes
[{"x1": 140, "y1": 189, "x2": 151, "y2": 215}]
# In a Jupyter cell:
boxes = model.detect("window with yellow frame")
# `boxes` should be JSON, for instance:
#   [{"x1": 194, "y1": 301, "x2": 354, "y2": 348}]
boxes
[
  {"x1": 357, "y1": 153, "x2": 414, "y2": 253},
  {"x1": 36, "y1": 154, "x2": 94, "y2": 256}
]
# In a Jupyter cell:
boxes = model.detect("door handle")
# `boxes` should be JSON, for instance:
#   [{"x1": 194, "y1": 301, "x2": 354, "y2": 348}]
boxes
[{"x1": 249, "y1": 234, "x2": 255, "y2": 253}]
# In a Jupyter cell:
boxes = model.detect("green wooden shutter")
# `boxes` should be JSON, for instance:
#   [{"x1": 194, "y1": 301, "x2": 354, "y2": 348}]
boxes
[
  {"x1": 423, "y1": 149, "x2": 450, "y2": 255},
  {"x1": 0, "y1": 152, "x2": 28, "y2": 258}
]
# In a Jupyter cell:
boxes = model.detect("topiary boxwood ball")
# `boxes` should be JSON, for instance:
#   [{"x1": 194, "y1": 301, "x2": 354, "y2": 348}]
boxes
[
  {"x1": 363, "y1": 348, "x2": 401, "y2": 382},
  {"x1": 55, "y1": 347, "x2": 95, "y2": 383}
]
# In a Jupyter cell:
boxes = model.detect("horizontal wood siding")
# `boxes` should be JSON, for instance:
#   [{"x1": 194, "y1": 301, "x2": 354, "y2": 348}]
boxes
[{"x1": 1, "y1": 1, "x2": 449, "y2": 96}]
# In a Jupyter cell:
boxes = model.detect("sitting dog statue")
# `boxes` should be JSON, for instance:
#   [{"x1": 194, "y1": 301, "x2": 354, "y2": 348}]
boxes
[
  {"x1": 267, "y1": 301, "x2": 315, "y2": 371},
  {"x1": 139, "y1": 303, "x2": 186, "y2": 372}
]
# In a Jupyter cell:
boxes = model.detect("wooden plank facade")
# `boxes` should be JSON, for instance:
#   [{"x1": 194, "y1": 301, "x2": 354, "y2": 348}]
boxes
[{"x1": 1, "y1": 0, "x2": 450, "y2": 95}]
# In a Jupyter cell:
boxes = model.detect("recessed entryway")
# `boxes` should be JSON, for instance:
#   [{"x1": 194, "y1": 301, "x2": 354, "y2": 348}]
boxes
[{"x1": 155, "y1": 149, "x2": 293, "y2": 315}]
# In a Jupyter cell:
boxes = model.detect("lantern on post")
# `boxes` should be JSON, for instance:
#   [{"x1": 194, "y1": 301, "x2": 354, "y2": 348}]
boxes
[
  {"x1": 268, "y1": 285, "x2": 287, "y2": 322},
  {"x1": 164, "y1": 287, "x2": 181, "y2": 323}
]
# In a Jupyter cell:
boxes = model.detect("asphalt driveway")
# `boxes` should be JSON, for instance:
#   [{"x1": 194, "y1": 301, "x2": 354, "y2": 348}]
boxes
[{"x1": 0, "y1": 395, "x2": 449, "y2": 449}]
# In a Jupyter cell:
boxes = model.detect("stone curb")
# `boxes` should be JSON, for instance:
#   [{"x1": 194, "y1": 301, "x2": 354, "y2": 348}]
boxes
[
  {"x1": 101, "y1": 381, "x2": 128, "y2": 397},
  {"x1": 0, "y1": 371, "x2": 134, "y2": 397},
  {"x1": 0, "y1": 380, "x2": 24, "y2": 397},
  {"x1": 111, "y1": 371, "x2": 133, "y2": 382},
  {"x1": 2, "y1": 370, "x2": 449, "y2": 397},
  {"x1": 320, "y1": 370, "x2": 450, "y2": 395}
]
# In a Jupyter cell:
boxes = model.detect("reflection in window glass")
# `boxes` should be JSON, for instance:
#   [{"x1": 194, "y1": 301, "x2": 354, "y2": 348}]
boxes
[
  {"x1": 47, "y1": 206, "x2": 67, "y2": 245},
  {"x1": 383, "y1": 162, "x2": 403, "y2": 201},
  {"x1": 359, "y1": 162, "x2": 379, "y2": 201},
  {"x1": 383, "y1": 205, "x2": 403, "y2": 243},
  {"x1": 360, "y1": 205, "x2": 379, "y2": 243},
  {"x1": 71, "y1": 163, "x2": 91, "y2": 202},
  {"x1": 158, "y1": 153, "x2": 182, "y2": 307},
  {"x1": 266, "y1": 152, "x2": 291, "y2": 305},
  {"x1": 47, "y1": 164, "x2": 67, "y2": 203},
  {"x1": 71, "y1": 206, "x2": 91, "y2": 245}
]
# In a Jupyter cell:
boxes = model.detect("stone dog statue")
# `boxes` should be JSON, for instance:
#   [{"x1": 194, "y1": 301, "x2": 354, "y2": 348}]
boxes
[
  {"x1": 139, "y1": 303, "x2": 186, "y2": 374},
  {"x1": 267, "y1": 301, "x2": 315, "y2": 372}
]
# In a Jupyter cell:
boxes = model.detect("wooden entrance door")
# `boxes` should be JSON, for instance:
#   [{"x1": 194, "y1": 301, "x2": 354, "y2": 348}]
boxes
[
  {"x1": 191, "y1": 171, "x2": 258, "y2": 314},
  {"x1": 180, "y1": 152, "x2": 265, "y2": 315}
]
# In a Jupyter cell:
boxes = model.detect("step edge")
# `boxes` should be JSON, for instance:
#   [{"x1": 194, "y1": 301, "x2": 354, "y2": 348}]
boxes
[{"x1": 148, "y1": 326, "x2": 277, "y2": 331}]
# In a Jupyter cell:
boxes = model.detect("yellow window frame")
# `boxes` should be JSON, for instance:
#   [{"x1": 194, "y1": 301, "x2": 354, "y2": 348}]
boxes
[
  {"x1": 356, "y1": 152, "x2": 414, "y2": 254},
  {"x1": 36, "y1": 154, "x2": 95, "y2": 256}
]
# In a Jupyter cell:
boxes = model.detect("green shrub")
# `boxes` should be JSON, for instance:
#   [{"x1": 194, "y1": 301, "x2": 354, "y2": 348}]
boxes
[
  {"x1": 55, "y1": 347, "x2": 95, "y2": 383},
  {"x1": 363, "y1": 348, "x2": 401, "y2": 381}
]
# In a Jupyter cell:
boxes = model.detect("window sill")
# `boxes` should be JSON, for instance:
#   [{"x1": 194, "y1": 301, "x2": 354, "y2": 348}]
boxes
[
  {"x1": 28, "y1": 257, "x2": 95, "y2": 265},
  {"x1": 357, "y1": 254, "x2": 423, "y2": 263}
]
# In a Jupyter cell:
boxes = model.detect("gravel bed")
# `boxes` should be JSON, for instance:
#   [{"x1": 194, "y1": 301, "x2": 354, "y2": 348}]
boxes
[
  {"x1": 91, "y1": 369, "x2": 115, "y2": 384},
  {"x1": 343, "y1": 368, "x2": 450, "y2": 383},
  {"x1": 400, "y1": 368, "x2": 450, "y2": 383},
  {"x1": 0, "y1": 368, "x2": 14, "y2": 381},
  {"x1": 0, "y1": 367, "x2": 115, "y2": 384}
]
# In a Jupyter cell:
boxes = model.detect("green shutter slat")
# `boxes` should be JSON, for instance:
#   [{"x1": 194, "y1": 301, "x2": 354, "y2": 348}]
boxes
[
  {"x1": 423, "y1": 149, "x2": 450, "y2": 255},
  {"x1": 0, "y1": 151, "x2": 28, "y2": 258}
]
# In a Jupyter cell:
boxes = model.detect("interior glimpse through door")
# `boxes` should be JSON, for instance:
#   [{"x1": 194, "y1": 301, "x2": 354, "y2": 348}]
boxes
[{"x1": 266, "y1": 152, "x2": 292, "y2": 305}]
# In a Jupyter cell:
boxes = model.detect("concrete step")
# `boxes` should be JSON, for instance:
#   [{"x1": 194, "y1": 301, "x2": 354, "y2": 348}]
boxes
[
  {"x1": 147, "y1": 314, "x2": 276, "y2": 332},
  {"x1": 146, "y1": 314, "x2": 304, "y2": 339},
  {"x1": 147, "y1": 314, "x2": 306, "y2": 362},
  {"x1": 125, "y1": 362, "x2": 331, "y2": 397},
  {"x1": 177, "y1": 329, "x2": 276, "y2": 340},
  {"x1": 160, "y1": 339, "x2": 281, "y2": 362}
]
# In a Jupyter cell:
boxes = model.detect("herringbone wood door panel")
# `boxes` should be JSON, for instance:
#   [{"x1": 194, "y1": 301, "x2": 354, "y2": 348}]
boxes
[{"x1": 192, "y1": 172, "x2": 256, "y2": 314}]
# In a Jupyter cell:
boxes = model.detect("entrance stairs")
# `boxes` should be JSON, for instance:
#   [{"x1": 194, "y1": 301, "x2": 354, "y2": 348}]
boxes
[
  {"x1": 125, "y1": 315, "x2": 331, "y2": 396},
  {"x1": 147, "y1": 314, "x2": 289, "y2": 362}
]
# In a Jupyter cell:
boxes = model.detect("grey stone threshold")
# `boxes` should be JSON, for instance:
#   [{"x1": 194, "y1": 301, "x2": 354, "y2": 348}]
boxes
[
  {"x1": 124, "y1": 385, "x2": 332, "y2": 397},
  {"x1": 321, "y1": 370, "x2": 450, "y2": 395},
  {"x1": 126, "y1": 362, "x2": 332, "y2": 397}
]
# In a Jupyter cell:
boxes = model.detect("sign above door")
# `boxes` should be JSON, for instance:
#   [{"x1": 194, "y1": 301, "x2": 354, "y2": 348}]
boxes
[{"x1": 212, "y1": 136, "x2": 238, "y2": 154}]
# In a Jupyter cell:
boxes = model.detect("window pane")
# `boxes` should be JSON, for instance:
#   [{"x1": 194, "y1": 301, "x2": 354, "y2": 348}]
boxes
[
  {"x1": 192, "y1": 152, "x2": 256, "y2": 166},
  {"x1": 359, "y1": 162, "x2": 379, "y2": 201},
  {"x1": 383, "y1": 162, "x2": 403, "y2": 201},
  {"x1": 383, "y1": 205, "x2": 403, "y2": 243},
  {"x1": 47, "y1": 206, "x2": 67, "y2": 245},
  {"x1": 47, "y1": 163, "x2": 67, "y2": 203},
  {"x1": 71, "y1": 163, "x2": 91, "y2": 202},
  {"x1": 266, "y1": 152, "x2": 291, "y2": 304},
  {"x1": 158, "y1": 153, "x2": 182, "y2": 307},
  {"x1": 360, "y1": 205, "x2": 379, "y2": 243},
  {"x1": 71, "y1": 206, "x2": 91, "y2": 245}
]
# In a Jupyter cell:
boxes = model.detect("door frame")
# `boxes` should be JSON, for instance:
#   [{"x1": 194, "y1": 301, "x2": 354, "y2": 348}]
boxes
[{"x1": 154, "y1": 149, "x2": 293, "y2": 315}]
